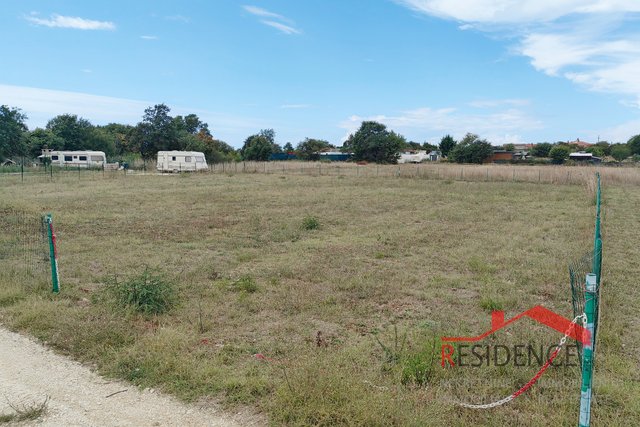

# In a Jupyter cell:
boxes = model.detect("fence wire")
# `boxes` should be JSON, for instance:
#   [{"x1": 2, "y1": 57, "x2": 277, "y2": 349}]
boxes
[
  {"x1": 569, "y1": 173, "x2": 602, "y2": 366},
  {"x1": 0, "y1": 207, "x2": 50, "y2": 282},
  {"x1": 569, "y1": 249, "x2": 601, "y2": 362}
]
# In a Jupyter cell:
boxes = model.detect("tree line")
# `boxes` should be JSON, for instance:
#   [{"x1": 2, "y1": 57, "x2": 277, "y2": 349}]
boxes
[{"x1": 1, "y1": 104, "x2": 639, "y2": 165}]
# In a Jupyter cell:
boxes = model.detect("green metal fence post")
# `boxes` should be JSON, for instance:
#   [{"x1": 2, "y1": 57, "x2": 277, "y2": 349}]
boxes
[
  {"x1": 45, "y1": 214, "x2": 60, "y2": 293},
  {"x1": 579, "y1": 273, "x2": 596, "y2": 426},
  {"x1": 593, "y1": 173, "x2": 602, "y2": 284}
]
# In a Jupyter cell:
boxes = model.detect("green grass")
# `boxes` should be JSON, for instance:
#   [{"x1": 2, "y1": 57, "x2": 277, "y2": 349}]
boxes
[
  {"x1": 107, "y1": 268, "x2": 177, "y2": 315},
  {"x1": 0, "y1": 172, "x2": 638, "y2": 425},
  {"x1": 301, "y1": 215, "x2": 320, "y2": 231}
]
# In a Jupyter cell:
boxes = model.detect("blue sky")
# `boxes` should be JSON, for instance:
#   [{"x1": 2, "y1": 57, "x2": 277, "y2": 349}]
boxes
[{"x1": 1, "y1": 1, "x2": 640, "y2": 148}]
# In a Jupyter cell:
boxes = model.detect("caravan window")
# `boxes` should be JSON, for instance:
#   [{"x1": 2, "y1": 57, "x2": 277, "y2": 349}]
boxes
[
  {"x1": 172, "y1": 156, "x2": 176, "y2": 161},
  {"x1": 196, "y1": 157, "x2": 204, "y2": 163},
  {"x1": 51, "y1": 155, "x2": 59, "y2": 160},
  {"x1": 185, "y1": 156, "x2": 192, "y2": 162},
  {"x1": 79, "y1": 156, "x2": 87, "y2": 161},
  {"x1": 64, "y1": 156, "x2": 72, "y2": 162},
  {"x1": 90, "y1": 155, "x2": 103, "y2": 161}
]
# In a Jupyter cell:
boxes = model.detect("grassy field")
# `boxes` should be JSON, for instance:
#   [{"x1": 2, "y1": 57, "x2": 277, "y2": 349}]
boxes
[{"x1": 0, "y1": 170, "x2": 638, "y2": 425}]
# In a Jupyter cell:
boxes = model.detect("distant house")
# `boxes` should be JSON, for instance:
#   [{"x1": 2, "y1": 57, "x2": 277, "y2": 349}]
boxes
[
  {"x1": 568, "y1": 138, "x2": 592, "y2": 149},
  {"x1": 513, "y1": 143, "x2": 534, "y2": 151},
  {"x1": 486, "y1": 150, "x2": 514, "y2": 163},
  {"x1": 569, "y1": 151, "x2": 602, "y2": 164}
]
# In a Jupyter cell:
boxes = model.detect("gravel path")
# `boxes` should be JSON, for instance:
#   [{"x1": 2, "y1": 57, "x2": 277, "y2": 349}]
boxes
[{"x1": 0, "y1": 327, "x2": 257, "y2": 426}]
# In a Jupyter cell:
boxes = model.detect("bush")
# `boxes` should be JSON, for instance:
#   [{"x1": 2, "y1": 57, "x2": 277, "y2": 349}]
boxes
[
  {"x1": 230, "y1": 275, "x2": 259, "y2": 293},
  {"x1": 301, "y1": 215, "x2": 320, "y2": 230},
  {"x1": 108, "y1": 269, "x2": 177, "y2": 315},
  {"x1": 448, "y1": 133, "x2": 493, "y2": 164},
  {"x1": 401, "y1": 341, "x2": 438, "y2": 386},
  {"x1": 549, "y1": 145, "x2": 571, "y2": 164}
]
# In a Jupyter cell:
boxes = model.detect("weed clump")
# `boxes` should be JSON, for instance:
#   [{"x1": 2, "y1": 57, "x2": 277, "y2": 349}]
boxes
[
  {"x1": 108, "y1": 269, "x2": 177, "y2": 315},
  {"x1": 400, "y1": 340, "x2": 438, "y2": 386},
  {"x1": 301, "y1": 215, "x2": 320, "y2": 231},
  {"x1": 231, "y1": 276, "x2": 259, "y2": 293},
  {"x1": 0, "y1": 396, "x2": 49, "y2": 424},
  {"x1": 480, "y1": 296, "x2": 503, "y2": 312}
]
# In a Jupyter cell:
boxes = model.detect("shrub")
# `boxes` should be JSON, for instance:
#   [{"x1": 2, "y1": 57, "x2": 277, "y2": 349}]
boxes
[
  {"x1": 401, "y1": 340, "x2": 438, "y2": 386},
  {"x1": 108, "y1": 269, "x2": 177, "y2": 315},
  {"x1": 231, "y1": 275, "x2": 258, "y2": 293},
  {"x1": 301, "y1": 215, "x2": 320, "y2": 230},
  {"x1": 549, "y1": 145, "x2": 571, "y2": 164}
]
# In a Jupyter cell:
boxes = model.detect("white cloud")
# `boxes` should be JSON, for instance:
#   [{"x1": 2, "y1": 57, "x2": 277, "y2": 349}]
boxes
[
  {"x1": 394, "y1": 0, "x2": 640, "y2": 24},
  {"x1": 395, "y1": 1, "x2": 640, "y2": 106},
  {"x1": 242, "y1": 5, "x2": 301, "y2": 34},
  {"x1": 261, "y1": 20, "x2": 301, "y2": 35},
  {"x1": 0, "y1": 84, "x2": 267, "y2": 147},
  {"x1": 141, "y1": 35, "x2": 158, "y2": 40},
  {"x1": 0, "y1": 84, "x2": 147, "y2": 127},
  {"x1": 519, "y1": 27, "x2": 640, "y2": 105},
  {"x1": 26, "y1": 14, "x2": 115, "y2": 30},
  {"x1": 592, "y1": 118, "x2": 640, "y2": 143},
  {"x1": 339, "y1": 104, "x2": 542, "y2": 144},
  {"x1": 242, "y1": 5, "x2": 289, "y2": 22},
  {"x1": 468, "y1": 99, "x2": 531, "y2": 108}
]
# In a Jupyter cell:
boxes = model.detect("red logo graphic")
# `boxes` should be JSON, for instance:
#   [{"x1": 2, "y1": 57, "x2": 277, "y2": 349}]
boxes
[{"x1": 440, "y1": 305, "x2": 590, "y2": 368}]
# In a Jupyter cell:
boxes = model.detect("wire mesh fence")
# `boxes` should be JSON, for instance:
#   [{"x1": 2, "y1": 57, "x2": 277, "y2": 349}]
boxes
[
  {"x1": 0, "y1": 207, "x2": 50, "y2": 283},
  {"x1": 569, "y1": 248, "x2": 602, "y2": 362},
  {"x1": 2, "y1": 161, "x2": 640, "y2": 186}
]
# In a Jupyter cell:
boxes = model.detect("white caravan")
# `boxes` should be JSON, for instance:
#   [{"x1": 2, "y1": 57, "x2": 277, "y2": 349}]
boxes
[
  {"x1": 397, "y1": 150, "x2": 429, "y2": 164},
  {"x1": 39, "y1": 150, "x2": 106, "y2": 168},
  {"x1": 156, "y1": 151, "x2": 208, "y2": 172}
]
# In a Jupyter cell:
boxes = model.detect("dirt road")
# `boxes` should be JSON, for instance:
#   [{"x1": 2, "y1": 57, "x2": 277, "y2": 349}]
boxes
[{"x1": 0, "y1": 327, "x2": 257, "y2": 426}]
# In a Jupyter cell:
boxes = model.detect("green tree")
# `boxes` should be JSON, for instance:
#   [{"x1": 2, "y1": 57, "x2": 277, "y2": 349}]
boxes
[
  {"x1": 343, "y1": 121, "x2": 405, "y2": 164},
  {"x1": 448, "y1": 133, "x2": 493, "y2": 164},
  {"x1": 422, "y1": 142, "x2": 438, "y2": 152},
  {"x1": 46, "y1": 114, "x2": 94, "y2": 151},
  {"x1": 611, "y1": 144, "x2": 631, "y2": 162},
  {"x1": 503, "y1": 143, "x2": 515, "y2": 151},
  {"x1": 585, "y1": 146, "x2": 605, "y2": 158},
  {"x1": 594, "y1": 141, "x2": 611, "y2": 156},
  {"x1": 405, "y1": 141, "x2": 422, "y2": 150},
  {"x1": 627, "y1": 134, "x2": 640, "y2": 155},
  {"x1": 0, "y1": 105, "x2": 28, "y2": 160},
  {"x1": 531, "y1": 142, "x2": 552, "y2": 157},
  {"x1": 241, "y1": 129, "x2": 278, "y2": 161},
  {"x1": 134, "y1": 104, "x2": 179, "y2": 159},
  {"x1": 296, "y1": 138, "x2": 333, "y2": 160},
  {"x1": 439, "y1": 134, "x2": 456, "y2": 157},
  {"x1": 98, "y1": 123, "x2": 135, "y2": 155},
  {"x1": 89, "y1": 127, "x2": 117, "y2": 157},
  {"x1": 549, "y1": 145, "x2": 571, "y2": 164},
  {"x1": 283, "y1": 142, "x2": 294, "y2": 153},
  {"x1": 26, "y1": 128, "x2": 65, "y2": 158}
]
